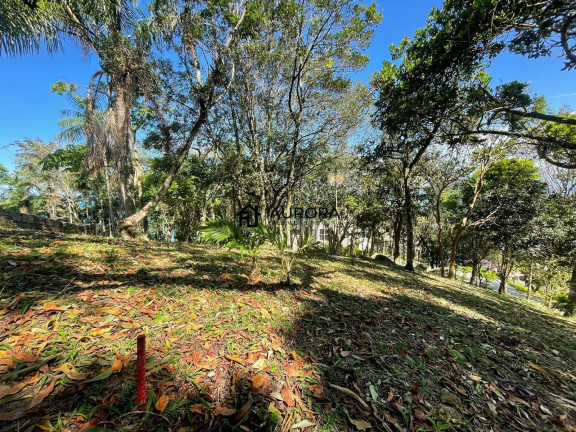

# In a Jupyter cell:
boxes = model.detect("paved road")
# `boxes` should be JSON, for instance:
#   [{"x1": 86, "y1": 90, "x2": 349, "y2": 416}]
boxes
[
  {"x1": 486, "y1": 279, "x2": 544, "y2": 305},
  {"x1": 458, "y1": 271, "x2": 545, "y2": 305}
]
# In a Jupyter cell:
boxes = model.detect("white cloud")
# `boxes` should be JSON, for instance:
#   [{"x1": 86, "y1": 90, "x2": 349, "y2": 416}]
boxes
[{"x1": 553, "y1": 92, "x2": 576, "y2": 97}]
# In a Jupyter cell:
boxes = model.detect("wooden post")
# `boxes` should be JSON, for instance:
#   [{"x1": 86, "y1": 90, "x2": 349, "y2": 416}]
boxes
[{"x1": 136, "y1": 334, "x2": 147, "y2": 404}]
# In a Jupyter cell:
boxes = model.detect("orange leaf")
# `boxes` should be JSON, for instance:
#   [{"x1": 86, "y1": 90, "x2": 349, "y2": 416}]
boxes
[
  {"x1": 309, "y1": 385, "x2": 324, "y2": 398},
  {"x1": 250, "y1": 375, "x2": 269, "y2": 389},
  {"x1": 225, "y1": 355, "x2": 245, "y2": 366},
  {"x1": 13, "y1": 352, "x2": 38, "y2": 363},
  {"x1": 29, "y1": 380, "x2": 56, "y2": 408},
  {"x1": 42, "y1": 302, "x2": 67, "y2": 312},
  {"x1": 285, "y1": 364, "x2": 299, "y2": 377},
  {"x1": 109, "y1": 359, "x2": 123, "y2": 372},
  {"x1": 78, "y1": 419, "x2": 99, "y2": 431},
  {"x1": 0, "y1": 373, "x2": 40, "y2": 399},
  {"x1": 281, "y1": 389, "x2": 295, "y2": 407},
  {"x1": 155, "y1": 394, "x2": 170, "y2": 413}
]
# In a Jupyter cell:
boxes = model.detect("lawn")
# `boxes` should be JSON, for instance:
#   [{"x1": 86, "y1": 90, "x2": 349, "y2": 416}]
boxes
[{"x1": 0, "y1": 229, "x2": 575, "y2": 432}]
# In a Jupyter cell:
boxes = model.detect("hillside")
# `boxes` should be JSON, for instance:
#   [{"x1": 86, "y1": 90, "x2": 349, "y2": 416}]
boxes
[{"x1": 0, "y1": 229, "x2": 575, "y2": 432}]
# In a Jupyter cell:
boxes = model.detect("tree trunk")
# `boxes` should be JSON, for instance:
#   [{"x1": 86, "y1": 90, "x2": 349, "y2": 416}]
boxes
[
  {"x1": 403, "y1": 167, "x2": 415, "y2": 271},
  {"x1": 448, "y1": 174, "x2": 485, "y2": 279},
  {"x1": 564, "y1": 262, "x2": 576, "y2": 316},
  {"x1": 527, "y1": 261, "x2": 533, "y2": 301},
  {"x1": 393, "y1": 212, "x2": 402, "y2": 263},
  {"x1": 103, "y1": 164, "x2": 115, "y2": 237},
  {"x1": 434, "y1": 191, "x2": 446, "y2": 277},
  {"x1": 118, "y1": 108, "x2": 207, "y2": 239},
  {"x1": 113, "y1": 81, "x2": 137, "y2": 218},
  {"x1": 498, "y1": 247, "x2": 513, "y2": 294}
]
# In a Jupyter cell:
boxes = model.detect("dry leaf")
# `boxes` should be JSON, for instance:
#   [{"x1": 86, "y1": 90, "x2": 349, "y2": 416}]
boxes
[
  {"x1": 350, "y1": 419, "x2": 372, "y2": 430},
  {"x1": 214, "y1": 406, "x2": 237, "y2": 416},
  {"x1": 29, "y1": 380, "x2": 56, "y2": 408},
  {"x1": 232, "y1": 399, "x2": 253, "y2": 424},
  {"x1": 225, "y1": 355, "x2": 245, "y2": 366},
  {"x1": 13, "y1": 352, "x2": 38, "y2": 363},
  {"x1": 155, "y1": 394, "x2": 170, "y2": 413},
  {"x1": 282, "y1": 389, "x2": 295, "y2": 407},
  {"x1": 250, "y1": 375, "x2": 269, "y2": 389},
  {"x1": 309, "y1": 385, "x2": 324, "y2": 398},
  {"x1": 0, "y1": 374, "x2": 40, "y2": 399},
  {"x1": 94, "y1": 307, "x2": 121, "y2": 315}
]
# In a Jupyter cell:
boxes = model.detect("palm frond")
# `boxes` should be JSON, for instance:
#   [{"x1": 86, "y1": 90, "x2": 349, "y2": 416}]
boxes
[{"x1": 0, "y1": 1, "x2": 61, "y2": 57}]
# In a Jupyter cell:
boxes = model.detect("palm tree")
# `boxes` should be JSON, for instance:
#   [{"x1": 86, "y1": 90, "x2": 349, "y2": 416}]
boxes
[{"x1": 1, "y1": 0, "x2": 152, "y2": 218}]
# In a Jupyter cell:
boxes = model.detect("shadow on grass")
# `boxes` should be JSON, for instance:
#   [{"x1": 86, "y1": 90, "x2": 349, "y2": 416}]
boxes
[{"x1": 0, "y1": 230, "x2": 575, "y2": 431}]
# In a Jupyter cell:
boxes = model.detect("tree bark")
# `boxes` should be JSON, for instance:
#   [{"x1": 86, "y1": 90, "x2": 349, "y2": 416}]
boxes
[
  {"x1": 564, "y1": 262, "x2": 576, "y2": 316},
  {"x1": 393, "y1": 211, "x2": 402, "y2": 263},
  {"x1": 527, "y1": 261, "x2": 533, "y2": 301},
  {"x1": 403, "y1": 166, "x2": 415, "y2": 271}
]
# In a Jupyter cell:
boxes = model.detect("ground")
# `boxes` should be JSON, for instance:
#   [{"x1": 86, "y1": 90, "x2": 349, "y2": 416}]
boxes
[{"x1": 0, "y1": 229, "x2": 575, "y2": 432}]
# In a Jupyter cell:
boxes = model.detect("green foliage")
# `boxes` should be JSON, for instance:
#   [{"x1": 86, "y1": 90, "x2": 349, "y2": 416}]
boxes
[{"x1": 197, "y1": 218, "x2": 267, "y2": 276}]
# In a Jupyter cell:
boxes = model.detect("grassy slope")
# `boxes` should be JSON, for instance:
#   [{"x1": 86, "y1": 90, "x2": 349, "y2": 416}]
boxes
[{"x1": 0, "y1": 229, "x2": 575, "y2": 432}]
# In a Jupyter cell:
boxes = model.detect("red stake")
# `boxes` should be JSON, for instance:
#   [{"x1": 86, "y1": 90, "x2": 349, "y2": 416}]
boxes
[{"x1": 136, "y1": 334, "x2": 147, "y2": 404}]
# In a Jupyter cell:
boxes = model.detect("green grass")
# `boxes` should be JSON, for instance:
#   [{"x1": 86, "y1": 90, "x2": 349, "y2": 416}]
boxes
[{"x1": 0, "y1": 229, "x2": 575, "y2": 431}]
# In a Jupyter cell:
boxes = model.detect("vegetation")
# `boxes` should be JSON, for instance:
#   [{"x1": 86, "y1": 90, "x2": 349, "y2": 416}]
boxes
[{"x1": 0, "y1": 229, "x2": 574, "y2": 431}]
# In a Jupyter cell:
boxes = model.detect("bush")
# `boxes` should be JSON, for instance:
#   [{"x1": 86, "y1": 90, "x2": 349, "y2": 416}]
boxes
[
  {"x1": 509, "y1": 280, "x2": 528, "y2": 293},
  {"x1": 374, "y1": 254, "x2": 395, "y2": 265},
  {"x1": 480, "y1": 269, "x2": 498, "y2": 281}
]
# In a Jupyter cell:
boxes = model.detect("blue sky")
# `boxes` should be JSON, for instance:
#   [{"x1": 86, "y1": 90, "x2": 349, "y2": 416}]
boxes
[{"x1": 1, "y1": 0, "x2": 575, "y2": 171}]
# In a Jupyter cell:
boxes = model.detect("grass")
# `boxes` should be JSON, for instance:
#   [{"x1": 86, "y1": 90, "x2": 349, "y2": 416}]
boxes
[{"x1": 0, "y1": 228, "x2": 575, "y2": 431}]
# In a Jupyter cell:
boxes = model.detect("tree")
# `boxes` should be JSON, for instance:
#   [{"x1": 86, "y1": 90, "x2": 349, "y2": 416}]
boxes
[
  {"x1": 533, "y1": 258, "x2": 572, "y2": 310},
  {"x1": 393, "y1": 0, "x2": 576, "y2": 168},
  {"x1": 471, "y1": 159, "x2": 547, "y2": 294},
  {"x1": 422, "y1": 147, "x2": 473, "y2": 276},
  {"x1": 116, "y1": 0, "x2": 258, "y2": 238},
  {"x1": 1, "y1": 1, "x2": 157, "y2": 217},
  {"x1": 446, "y1": 141, "x2": 508, "y2": 279}
]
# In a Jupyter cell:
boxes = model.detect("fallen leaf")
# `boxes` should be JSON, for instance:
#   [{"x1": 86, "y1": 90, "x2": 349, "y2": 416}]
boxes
[
  {"x1": 270, "y1": 391, "x2": 283, "y2": 401},
  {"x1": 0, "y1": 374, "x2": 41, "y2": 399},
  {"x1": 292, "y1": 419, "x2": 314, "y2": 429},
  {"x1": 232, "y1": 399, "x2": 253, "y2": 424},
  {"x1": 261, "y1": 309, "x2": 271, "y2": 319},
  {"x1": 155, "y1": 394, "x2": 170, "y2": 413},
  {"x1": 350, "y1": 419, "x2": 372, "y2": 430},
  {"x1": 225, "y1": 355, "x2": 245, "y2": 366},
  {"x1": 414, "y1": 408, "x2": 427, "y2": 420},
  {"x1": 108, "y1": 359, "x2": 123, "y2": 372},
  {"x1": 282, "y1": 389, "x2": 295, "y2": 407},
  {"x1": 309, "y1": 385, "x2": 324, "y2": 398},
  {"x1": 29, "y1": 380, "x2": 55, "y2": 408},
  {"x1": 13, "y1": 352, "x2": 38, "y2": 363},
  {"x1": 214, "y1": 406, "x2": 236, "y2": 416},
  {"x1": 94, "y1": 307, "x2": 121, "y2": 315},
  {"x1": 250, "y1": 374, "x2": 269, "y2": 389}
]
